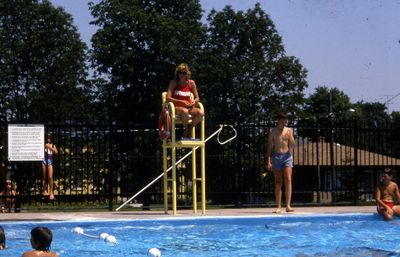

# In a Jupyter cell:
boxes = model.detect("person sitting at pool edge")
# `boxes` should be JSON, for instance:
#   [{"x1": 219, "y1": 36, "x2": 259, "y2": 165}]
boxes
[
  {"x1": 0, "y1": 179, "x2": 16, "y2": 213},
  {"x1": 375, "y1": 168, "x2": 400, "y2": 221},
  {"x1": 22, "y1": 227, "x2": 58, "y2": 257}
]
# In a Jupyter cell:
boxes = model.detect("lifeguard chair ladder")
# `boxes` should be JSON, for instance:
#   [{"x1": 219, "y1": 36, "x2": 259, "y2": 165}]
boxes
[{"x1": 161, "y1": 92, "x2": 206, "y2": 215}]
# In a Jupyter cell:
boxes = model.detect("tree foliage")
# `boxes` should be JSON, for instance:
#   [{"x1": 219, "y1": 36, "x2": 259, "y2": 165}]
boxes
[
  {"x1": 391, "y1": 111, "x2": 400, "y2": 126},
  {"x1": 196, "y1": 4, "x2": 308, "y2": 123},
  {"x1": 1, "y1": 0, "x2": 397, "y2": 128},
  {"x1": 0, "y1": 0, "x2": 92, "y2": 123},
  {"x1": 304, "y1": 86, "x2": 353, "y2": 124},
  {"x1": 353, "y1": 101, "x2": 390, "y2": 126},
  {"x1": 89, "y1": 0, "x2": 206, "y2": 123}
]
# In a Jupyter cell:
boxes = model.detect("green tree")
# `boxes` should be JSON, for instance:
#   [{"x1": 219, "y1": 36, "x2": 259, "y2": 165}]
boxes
[
  {"x1": 390, "y1": 111, "x2": 400, "y2": 157},
  {"x1": 0, "y1": 0, "x2": 92, "y2": 123},
  {"x1": 353, "y1": 101, "x2": 390, "y2": 126},
  {"x1": 304, "y1": 86, "x2": 354, "y2": 124},
  {"x1": 391, "y1": 111, "x2": 400, "y2": 125},
  {"x1": 300, "y1": 86, "x2": 354, "y2": 145},
  {"x1": 196, "y1": 4, "x2": 308, "y2": 123},
  {"x1": 89, "y1": 0, "x2": 206, "y2": 123},
  {"x1": 350, "y1": 102, "x2": 392, "y2": 156}
]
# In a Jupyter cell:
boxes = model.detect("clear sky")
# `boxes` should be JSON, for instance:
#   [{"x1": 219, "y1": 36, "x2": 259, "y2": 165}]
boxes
[{"x1": 50, "y1": 0, "x2": 400, "y2": 113}]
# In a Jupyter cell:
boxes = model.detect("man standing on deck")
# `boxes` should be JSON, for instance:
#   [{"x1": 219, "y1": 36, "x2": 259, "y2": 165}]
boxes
[{"x1": 265, "y1": 113, "x2": 296, "y2": 213}]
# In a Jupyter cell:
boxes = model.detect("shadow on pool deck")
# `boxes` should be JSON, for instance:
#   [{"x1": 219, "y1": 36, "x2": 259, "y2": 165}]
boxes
[{"x1": 0, "y1": 206, "x2": 376, "y2": 221}]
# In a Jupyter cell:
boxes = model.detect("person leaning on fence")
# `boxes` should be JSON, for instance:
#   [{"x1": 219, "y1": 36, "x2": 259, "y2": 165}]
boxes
[
  {"x1": 265, "y1": 113, "x2": 296, "y2": 214},
  {"x1": 0, "y1": 179, "x2": 16, "y2": 213},
  {"x1": 375, "y1": 168, "x2": 400, "y2": 221},
  {"x1": 22, "y1": 227, "x2": 58, "y2": 257},
  {"x1": 42, "y1": 133, "x2": 58, "y2": 201},
  {"x1": 166, "y1": 63, "x2": 204, "y2": 139}
]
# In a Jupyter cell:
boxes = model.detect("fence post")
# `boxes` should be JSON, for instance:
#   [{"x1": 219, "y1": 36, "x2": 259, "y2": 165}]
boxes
[
  {"x1": 330, "y1": 120, "x2": 336, "y2": 204},
  {"x1": 235, "y1": 125, "x2": 243, "y2": 207},
  {"x1": 108, "y1": 124, "x2": 114, "y2": 211},
  {"x1": 316, "y1": 128, "x2": 321, "y2": 204},
  {"x1": 353, "y1": 120, "x2": 359, "y2": 205}
]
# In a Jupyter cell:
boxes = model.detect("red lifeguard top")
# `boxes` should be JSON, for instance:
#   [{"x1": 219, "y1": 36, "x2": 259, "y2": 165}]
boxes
[{"x1": 172, "y1": 81, "x2": 192, "y2": 107}]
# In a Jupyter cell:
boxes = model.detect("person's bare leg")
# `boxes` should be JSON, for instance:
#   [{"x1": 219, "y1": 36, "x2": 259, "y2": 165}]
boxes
[
  {"x1": 389, "y1": 205, "x2": 400, "y2": 220},
  {"x1": 175, "y1": 107, "x2": 190, "y2": 137},
  {"x1": 6, "y1": 198, "x2": 14, "y2": 213},
  {"x1": 190, "y1": 108, "x2": 204, "y2": 127},
  {"x1": 41, "y1": 163, "x2": 48, "y2": 195},
  {"x1": 48, "y1": 165, "x2": 55, "y2": 200},
  {"x1": 273, "y1": 170, "x2": 282, "y2": 213},
  {"x1": 189, "y1": 108, "x2": 204, "y2": 138},
  {"x1": 382, "y1": 209, "x2": 393, "y2": 221},
  {"x1": 283, "y1": 166, "x2": 294, "y2": 212}
]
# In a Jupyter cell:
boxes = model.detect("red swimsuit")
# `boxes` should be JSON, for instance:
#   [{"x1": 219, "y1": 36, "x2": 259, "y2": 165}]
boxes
[
  {"x1": 382, "y1": 201, "x2": 394, "y2": 209},
  {"x1": 172, "y1": 81, "x2": 191, "y2": 107},
  {"x1": 377, "y1": 201, "x2": 394, "y2": 212}
]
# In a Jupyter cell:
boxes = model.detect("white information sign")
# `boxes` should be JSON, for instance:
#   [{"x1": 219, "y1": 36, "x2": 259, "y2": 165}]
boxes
[{"x1": 8, "y1": 124, "x2": 45, "y2": 161}]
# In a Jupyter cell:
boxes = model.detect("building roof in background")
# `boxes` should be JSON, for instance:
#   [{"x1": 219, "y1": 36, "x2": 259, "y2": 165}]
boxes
[{"x1": 293, "y1": 141, "x2": 400, "y2": 166}]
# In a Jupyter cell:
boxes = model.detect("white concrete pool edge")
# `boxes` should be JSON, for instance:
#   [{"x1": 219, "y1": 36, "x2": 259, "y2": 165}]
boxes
[{"x1": 0, "y1": 206, "x2": 376, "y2": 221}]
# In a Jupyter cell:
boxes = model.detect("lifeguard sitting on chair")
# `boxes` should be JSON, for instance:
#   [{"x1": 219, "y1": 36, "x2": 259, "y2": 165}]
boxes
[{"x1": 166, "y1": 63, "x2": 204, "y2": 138}]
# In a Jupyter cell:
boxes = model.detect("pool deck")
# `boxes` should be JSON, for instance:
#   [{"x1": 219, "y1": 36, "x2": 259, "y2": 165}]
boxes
[{"x1": 0, "y1": 206, "x2": 376, "y2": 221}]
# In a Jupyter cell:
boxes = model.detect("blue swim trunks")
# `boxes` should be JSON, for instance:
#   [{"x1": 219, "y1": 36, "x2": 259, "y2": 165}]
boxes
[
  {"x1": 43, "y1": 158, "x2": 53, "y2": 166},
  {"x1": 43, "y1": 150, "x2": 54, "y2": 166},
  {"x1": 272, "y1": 152, "x2": 293, "y2": 171}
]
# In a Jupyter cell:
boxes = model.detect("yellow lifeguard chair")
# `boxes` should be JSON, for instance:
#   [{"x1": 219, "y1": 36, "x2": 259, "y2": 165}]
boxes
[{"x1": 161, "y1": 92, "x2": 205, "y2": 215}]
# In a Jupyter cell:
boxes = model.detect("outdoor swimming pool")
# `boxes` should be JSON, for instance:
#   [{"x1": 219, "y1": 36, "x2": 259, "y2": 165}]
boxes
[{"x1": 1, "y1": 213, "x2": 399, "y2": 256}]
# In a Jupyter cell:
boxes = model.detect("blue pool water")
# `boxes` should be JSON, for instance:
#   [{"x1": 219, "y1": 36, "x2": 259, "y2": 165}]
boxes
[{"x1": 1, "y1": 213, "x2": 400, "y2": 257}]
